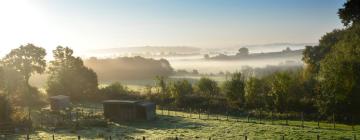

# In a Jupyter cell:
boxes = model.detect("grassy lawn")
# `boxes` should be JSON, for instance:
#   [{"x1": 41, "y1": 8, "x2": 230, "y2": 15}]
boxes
[{"x1": 6, "y1": 109, "x2": 360, "y2": 140}]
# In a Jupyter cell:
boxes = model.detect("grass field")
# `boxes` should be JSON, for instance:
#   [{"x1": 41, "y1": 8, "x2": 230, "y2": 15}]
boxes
[{"x1": 7, "y1": 109, "x2": 360, "y2": 140}]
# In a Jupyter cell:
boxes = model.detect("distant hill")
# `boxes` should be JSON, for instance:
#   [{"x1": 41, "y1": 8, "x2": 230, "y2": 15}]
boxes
[
  {"x1": 208, "y1": 49, "x2": 304, "y2": 60},
  {"x1": 82, "y1": 46, "x2": 201, "y2": 57},
  {"x1": 84, "y1": 56, "x2": 174, "y2": 82}
]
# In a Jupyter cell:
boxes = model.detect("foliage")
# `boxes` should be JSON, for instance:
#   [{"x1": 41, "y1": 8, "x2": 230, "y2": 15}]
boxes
[
  {"x1": 99, "y1": 82, "x2": 137, "y2": 100},
  {"x1": 318, "y1": 23, "x2": 360, "y2": 118},
  {"x1": 222, "y1": 72, "x2": 245, "y2": 108},
  {"x1": 0, "y1": 45, "x2": 47, "y2": 109},
  {"x1": 302, "y1": 29, "x2": 345, "y2": 77},
  {"x1": 168, "y1": 80, "x2": 193, "y2": 107},
  {"x1": 84, "y1": 56, "x2": 173, "y2": 81},
  {"x1": 266, "y1": 71, "x2": 304, "y2": 113},
  {"x1": 0, "y1": 94, "x2": 11, "y2": 122},
  {"x1": 0, "y1": 66, "x2": 24, "y2": 94},
  {"x1": 244, "y1": 77, "x2": 268, "y2": 110},
  {"x1": 196, "y1": 77, "x2": 219, "y2": 97},
  {"x1": 1, "y1": 44, "x2": 46, "y2": 85},
  {"x1": 237, "y1": 47, "x2": 249, "y2": 56},
  {"x1": 46, "y1": 46, "x2": 98, "y2": 100},
  {"x1": 338, "y1": 0, "x2": 360, "y2": 26}
]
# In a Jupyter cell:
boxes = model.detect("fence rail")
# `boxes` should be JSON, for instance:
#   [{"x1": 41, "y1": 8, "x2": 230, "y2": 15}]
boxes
[
  {"x1": 0, "y1": 104, "x2": 358, "y2": 139},
  {"x1": 156, "y1": 106, "x2": 358, "y2": 131},
  {"x1": 0, "y1": 133, "x2": 358, "y2": 140}
]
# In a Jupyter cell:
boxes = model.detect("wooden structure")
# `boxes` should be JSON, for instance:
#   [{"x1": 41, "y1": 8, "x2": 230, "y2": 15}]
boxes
[
  {"x1": 103, "y1": 100, "x2": 156, "y2": 122},
  {"x1": 49, "y1": 95, "x2": 70, "y2": 110},
  {"x1": 0, "y1": 94, "x2": 10, "y2": 123}
]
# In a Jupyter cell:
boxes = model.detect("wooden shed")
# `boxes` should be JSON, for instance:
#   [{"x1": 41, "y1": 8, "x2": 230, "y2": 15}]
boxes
[
  {"x1": 49, "y1": 95, "x2": 70, "y2": 111},
  {"x1": 103, "y1": 100, "x2": 156, "y2": 122}
]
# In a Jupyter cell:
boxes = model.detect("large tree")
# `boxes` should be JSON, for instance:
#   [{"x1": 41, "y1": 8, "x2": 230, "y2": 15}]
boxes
[
  {"x1": 47, "y1": 46, "x2": 98, "y2": 100},
  {"x1": 223, "y1": 72, "x2": 245, "y2": 108},
  {"x1": 318, "y1": 23, "x2": 360, "y2": 119},
  {"x1": 302, "y1": 29, "x2": 345, "y2": 77},
  {"x1": 338, "y1": 0, "x2": 360, "y2": 26},
  {"x1": 168, "y1": 80, "x2": 193, "y2": 106},
  {"x1": 244, "y1": 77, "x2": 268, "y2": 110},
  {"x1": 237, "y1": 47, "x2": 249, "y2": 56},
  {"x1": 2, "y1": 44, "x2": 46, "y2": 86},
  {"x1": 196, "y1": 77, "x2": 219, "y2": 97},
  {"x1": 267, "y1": 72, "x2": 304, "y2": 112}
]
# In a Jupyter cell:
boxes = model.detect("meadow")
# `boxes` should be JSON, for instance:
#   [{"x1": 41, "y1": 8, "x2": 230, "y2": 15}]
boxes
[{"x1": 8, "y1": 108, "x2": 359, "y2": 140}]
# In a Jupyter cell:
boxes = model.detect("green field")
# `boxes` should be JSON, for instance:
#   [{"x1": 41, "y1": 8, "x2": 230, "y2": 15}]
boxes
[{"x1": 8, "y1": 109, "x2": 360, "y2": 140}]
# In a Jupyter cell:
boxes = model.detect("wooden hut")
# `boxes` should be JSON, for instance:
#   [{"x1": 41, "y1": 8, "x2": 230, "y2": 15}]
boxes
[
  {"x1": 103, "y1": 100, "x2": 156, "y2": 122},
  {"x1": 49, "y1": 95, "x2": 70, "y2": 110},
  {"x1": 137, "y1": 101, "x2": 156, "y2": 121}
]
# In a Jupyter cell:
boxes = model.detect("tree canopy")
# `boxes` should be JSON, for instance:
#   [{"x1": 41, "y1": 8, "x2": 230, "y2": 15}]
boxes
[
  {"x1": 223, "y1": 72, "x2": 245, "y2": 108},
  {"x1": 1, "y1": 44, "x2": 46, "y2": 86},
  {"x1": 46, "y1": 46, "x2": 98, "y2": 100},
  {"x1": 338, "y1": 0, "x2": 360, "y2": 26},
  {"x1": 318, "y1": 23, "x2": 360, "y2": 117},
  {"x1": 237, "y1": 47, "x2": 249, "y2": 56}
]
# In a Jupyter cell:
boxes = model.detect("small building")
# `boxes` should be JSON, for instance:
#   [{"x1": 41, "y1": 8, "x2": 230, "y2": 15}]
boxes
[
  {"x1": 49, "y1": 95, "x2": 70, "y2": 111},
  {"x1": 103, "y1": 100, "x2": 156, "y2": 122}
]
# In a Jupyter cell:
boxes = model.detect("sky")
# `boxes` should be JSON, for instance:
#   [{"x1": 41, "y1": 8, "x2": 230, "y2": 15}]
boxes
[{"x1": 0, "y1": 0, "x2": 345, "y2": 55}]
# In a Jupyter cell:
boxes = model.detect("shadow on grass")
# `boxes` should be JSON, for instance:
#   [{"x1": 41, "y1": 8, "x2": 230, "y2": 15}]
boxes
[{"x1": 115, "y1": 115, "x2": 206, "y2": 130}]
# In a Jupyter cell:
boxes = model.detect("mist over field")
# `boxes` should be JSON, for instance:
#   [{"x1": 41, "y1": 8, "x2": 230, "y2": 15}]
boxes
[
  {"x1": 28, "y1": 44, "x2": 305, "y2": 88},
  {"x1": 2, "y1": 0, "x2": 360, "y2": 139},
  {"x1": 80, "y1": 44, "x2": 306, "y2": 73}
]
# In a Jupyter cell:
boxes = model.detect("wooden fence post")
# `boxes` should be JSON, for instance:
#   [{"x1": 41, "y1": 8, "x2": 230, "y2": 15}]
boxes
[
  {"x1": 226, "y1": 111, "x2": 229, "y2": 121},
  {"x1": 352, "y1": 116, "x2": 355, "y2": 131},
  {"x1": 259, "y1": 110, "x2": 262, "y2": 124},
  {"x1": 143, "y1": 136, "x2": 146, "y2": 140},
  {"x1": 332, "y1": 113, "x2": 336, "y2": 129},
  {"x1": 207, "y1": 109, "x2": 210, "y2": 120},
  {"x1": 271, "y1": 111, "x2": 274, "y2": 125},
  {"x1": 190, "y1": 108, "x2": 192, "y2": 118},
  {"x1": 301, "y1": 112, "x2": 304, "y2": 128},
  {"x1": 247, "y1": 114, "x2": 250, "y2": 123},
  {"x1": 53, "y1": 134, "x2": 55, "y2": 140},
  {"x1": 199, "y1": 109, "x2": 201, "y2": 119},
  {"x1": 167, "y1": 107, "x2": 170, "y2": 116},
  {"x1": 78, "y1": 135, "x2": 81, "y2": 140},
  {"x1": 317, "y1": 115, "x2": 320, "y2": 128},
  {"x1": 244, "y1": 135, "x2": 247, "y2": 140}
]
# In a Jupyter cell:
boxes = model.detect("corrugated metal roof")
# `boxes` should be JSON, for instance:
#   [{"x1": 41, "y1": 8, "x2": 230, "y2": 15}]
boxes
[
  {"x1": 49, "y1": 95, "x2": 69, "y2": 100},
  {"x1": 102, "y1": 100, "x2": 139, "y2": 104}
]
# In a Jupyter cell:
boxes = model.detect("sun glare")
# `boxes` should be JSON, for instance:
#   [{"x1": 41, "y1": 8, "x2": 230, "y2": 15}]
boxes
[{"x1": 0, "y1": 0, "x2": 52, "y2": 55}]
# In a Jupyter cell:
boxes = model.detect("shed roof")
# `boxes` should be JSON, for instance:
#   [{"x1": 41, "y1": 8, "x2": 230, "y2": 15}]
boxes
[
  {"x1": 103, "y1": 100, "x2": 139, "y2": 104},
  {"x1": 49, "y1": 95, "x2": 69, "y2": 100},
  {"x1": 137, "y1": 101, "x2": 155, "y2": 106}
]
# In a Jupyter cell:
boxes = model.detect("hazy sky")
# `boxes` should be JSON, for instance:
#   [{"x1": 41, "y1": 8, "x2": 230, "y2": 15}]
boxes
[{"x1": 0, "y1": 0, "x2": 345, "y2": 54}]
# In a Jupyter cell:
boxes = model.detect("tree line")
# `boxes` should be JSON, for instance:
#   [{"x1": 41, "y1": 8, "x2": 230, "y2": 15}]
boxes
[
  {"x1": 1, "y1": 0, "x2": 359, "y2": 124},
  {"x1": 142, "y1": 0, "x2": 360, "y2": 122}
]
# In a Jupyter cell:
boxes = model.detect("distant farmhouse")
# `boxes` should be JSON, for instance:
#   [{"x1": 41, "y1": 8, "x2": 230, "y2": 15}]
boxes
[{"x1": 103, "y1": 100, "x2": 156, "y2": 122}]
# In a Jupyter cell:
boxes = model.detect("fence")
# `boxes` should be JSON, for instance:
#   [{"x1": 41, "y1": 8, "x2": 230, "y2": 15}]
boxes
[
  {"x1": 0, "y1": 131, "x2": 358, "y2": 140},
  {"x1": 0, "y1": 104, "x2": 358, "y2": 140},
  {"x1": 156, "y1": 106, "x2": 358, "y2": 131}
]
